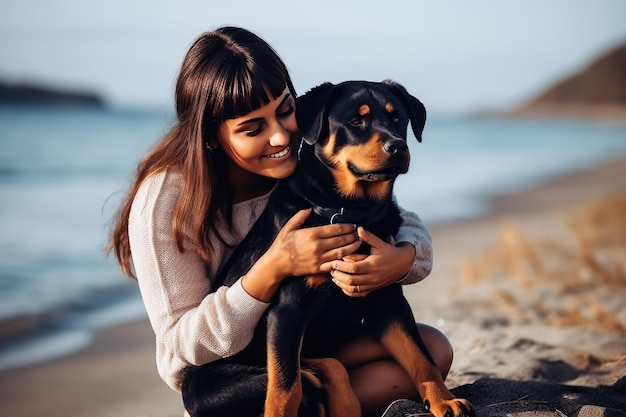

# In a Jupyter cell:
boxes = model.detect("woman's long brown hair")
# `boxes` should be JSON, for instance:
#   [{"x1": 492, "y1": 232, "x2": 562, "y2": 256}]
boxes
[{"x1": 106, "y1": 27, "x2": 296, "y2": 278}]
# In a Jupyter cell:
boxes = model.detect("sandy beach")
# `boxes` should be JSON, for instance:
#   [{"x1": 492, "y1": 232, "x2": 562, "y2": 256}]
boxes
[{"x1": 1, "y1": 156, "x2": 625, "y2": 417}]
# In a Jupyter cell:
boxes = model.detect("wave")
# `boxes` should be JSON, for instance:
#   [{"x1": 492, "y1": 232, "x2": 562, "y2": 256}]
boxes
[{"x1": 0, "y1": 284, "x2": 146, "y2": 371}]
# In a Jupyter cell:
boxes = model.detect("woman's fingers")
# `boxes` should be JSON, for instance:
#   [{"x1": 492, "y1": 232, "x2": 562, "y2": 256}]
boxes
[
  {"x1": 282, "y1": 209, "x2": 312, "y2": 232},
  {"x1": 318, "y1": 239, "x2": 363, "y2": 271},
  {"x1": 314, "y1": 222, "x2": 358, "y2": 239},
  {"x1": 324, "y1": 235, "x2": 361, "y2": 261},
  {"x1": 305, "y1": 223, "x2": 360, "y2": 265},
  {"x1": 330, "y1": 269, "x2": 372, "y2": 297}
]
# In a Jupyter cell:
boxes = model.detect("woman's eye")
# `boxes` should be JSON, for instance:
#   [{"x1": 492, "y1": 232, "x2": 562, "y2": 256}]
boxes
[
  {"x1": 278, "y1": 105, "x2": 295, "y2": 118},
  {"x1": 245, "y1": 123, "x2": 264, "y2": 137}
]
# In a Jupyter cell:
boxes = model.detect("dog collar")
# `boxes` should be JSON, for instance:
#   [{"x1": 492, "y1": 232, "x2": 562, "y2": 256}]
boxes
[
  {"x1": 309, "y1": 202, "x2": 389, "y2": 226},
  {"x1": 287, "y1": 177, "x2": 390, "y2": 226}
]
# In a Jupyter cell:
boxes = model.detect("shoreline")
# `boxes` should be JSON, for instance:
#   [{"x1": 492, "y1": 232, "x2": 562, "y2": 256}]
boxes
[
  {"x1": 1, "y1": 156, "x2": 625, "y2": 416},
  {"x1": 0, "y1": 318, "x2": 183, "y2": 417}
]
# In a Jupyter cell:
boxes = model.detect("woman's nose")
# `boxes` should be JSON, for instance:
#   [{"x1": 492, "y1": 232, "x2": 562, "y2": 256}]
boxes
[{"x1": 268, "y1": 122, "x2": 290, "y2": 147}]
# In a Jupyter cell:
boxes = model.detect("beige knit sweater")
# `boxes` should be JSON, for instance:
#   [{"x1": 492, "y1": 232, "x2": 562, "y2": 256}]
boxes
[{"x1": 128, "y1": 169, "x2": 433, "y2": 391}]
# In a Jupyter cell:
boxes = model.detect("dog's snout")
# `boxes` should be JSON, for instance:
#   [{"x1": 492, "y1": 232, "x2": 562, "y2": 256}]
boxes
[{"x1": 383, "y1": 139, "x2": 408, "y2": 156}]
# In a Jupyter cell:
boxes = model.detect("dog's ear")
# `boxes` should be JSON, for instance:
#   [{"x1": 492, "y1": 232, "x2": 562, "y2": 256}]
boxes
[
  {"x1": 383, "y1": 80, "x2": 426, "y2": 143},
  {"x1": 296, "y1": 82, "x2": 336, "y2": 144}
]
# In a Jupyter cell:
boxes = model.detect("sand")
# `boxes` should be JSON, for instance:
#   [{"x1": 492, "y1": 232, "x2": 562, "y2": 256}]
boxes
[
  {"x1": 1, "y1": 157, "x2": 625, "y2": 417},
  {"x1": 407, "y1": 157, "x2": 626, "y2": 416}
]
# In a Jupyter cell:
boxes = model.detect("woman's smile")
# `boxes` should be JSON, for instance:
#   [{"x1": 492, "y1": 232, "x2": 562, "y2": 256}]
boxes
[{"x1": 265, "y1": 145, "x2": 291, "y2": 159}]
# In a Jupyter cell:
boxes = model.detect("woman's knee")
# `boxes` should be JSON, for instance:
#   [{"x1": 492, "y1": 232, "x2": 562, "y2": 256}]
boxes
[
  {"x1": 336, "y1": 324, "x2": 453, "y2": 379},
  {"x1": 348, "y1": 359, "x2": 418, "y2": 417}
]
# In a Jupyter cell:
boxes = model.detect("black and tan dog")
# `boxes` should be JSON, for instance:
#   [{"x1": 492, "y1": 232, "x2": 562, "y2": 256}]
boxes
[{"x1": 182, "y1": 80, "x2": 474, "y2": 417}]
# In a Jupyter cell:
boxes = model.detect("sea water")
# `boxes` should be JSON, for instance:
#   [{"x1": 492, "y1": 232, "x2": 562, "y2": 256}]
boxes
[{"x1": 0, "y1": 105, "x2": 625, "y2": 371}]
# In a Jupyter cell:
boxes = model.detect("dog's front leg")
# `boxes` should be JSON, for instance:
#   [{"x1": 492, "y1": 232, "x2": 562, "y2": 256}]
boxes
[
  {"x1": 264, "y1": 300, "x2": 305, "y2": 417},
  {"x1": 366, "y1": 287, "x2": 474, "y2": 417},
  {"x1": 380, "y1": 321, "x2": 472, "y2": 417}
]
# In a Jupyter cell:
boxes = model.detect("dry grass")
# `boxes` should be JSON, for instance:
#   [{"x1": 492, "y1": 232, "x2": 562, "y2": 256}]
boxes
[{"x1": 459, "y1": 194, "x2": 626, "y2": 334}]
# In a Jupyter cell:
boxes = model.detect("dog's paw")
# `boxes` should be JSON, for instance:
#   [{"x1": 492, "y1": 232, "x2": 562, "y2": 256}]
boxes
[{"x1": 424, "y1": 398, "x2": 475, "y2": 417}]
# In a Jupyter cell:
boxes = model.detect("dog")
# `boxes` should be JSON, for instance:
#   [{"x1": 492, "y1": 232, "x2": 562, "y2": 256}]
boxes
[{"x1": 182, "y1": 80, "x2": 474, "y2": 417}]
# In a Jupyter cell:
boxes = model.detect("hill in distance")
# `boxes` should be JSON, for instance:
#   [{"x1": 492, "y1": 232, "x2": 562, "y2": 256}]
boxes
[
  {"x1": 508, "y1": 41, "x2": 626, "y2": 120},
  {"x1": 0, "y1": 79, "x2": 105, "y2": 107}
]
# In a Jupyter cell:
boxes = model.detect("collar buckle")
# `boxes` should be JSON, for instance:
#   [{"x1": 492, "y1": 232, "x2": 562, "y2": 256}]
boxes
[{"x1": 329, "y1": 207, "x2": 344, "y2": 224}]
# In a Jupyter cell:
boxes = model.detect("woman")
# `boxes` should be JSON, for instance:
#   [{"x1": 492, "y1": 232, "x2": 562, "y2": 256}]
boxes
[{"x1": 108, "y1": 26, "x2": 451, "y2": 417}]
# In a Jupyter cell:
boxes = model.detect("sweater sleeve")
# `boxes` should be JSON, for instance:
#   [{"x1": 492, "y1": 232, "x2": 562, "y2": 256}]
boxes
[
  {"x1": 128, "y1": 172, "x2": 269, "y2": 374},
  {"x1": 393, "y1": 197, "x2": 433, "y2": 285}
]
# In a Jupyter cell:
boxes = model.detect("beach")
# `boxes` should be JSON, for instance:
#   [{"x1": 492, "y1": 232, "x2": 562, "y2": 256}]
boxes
[
  {"x1": 1, "y1": 155, "x2": 625, "y2": 416},
  {"x1": 408, "y1": 156, "x2": 626, "y2": 415}
]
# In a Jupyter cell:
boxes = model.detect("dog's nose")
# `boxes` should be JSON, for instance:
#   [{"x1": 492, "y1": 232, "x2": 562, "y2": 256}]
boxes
[{"x1": 383, "y1": 139, "x2": 408, "y2": 156}]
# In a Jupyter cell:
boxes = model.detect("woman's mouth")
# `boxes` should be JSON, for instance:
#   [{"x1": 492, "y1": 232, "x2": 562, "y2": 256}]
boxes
[{"x1": 264, "y1": 146, "x2": 290, "y2": 159}]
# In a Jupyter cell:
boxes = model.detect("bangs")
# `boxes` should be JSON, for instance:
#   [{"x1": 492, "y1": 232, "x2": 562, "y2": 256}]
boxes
[{"x1": 208, "y1": 54, "x2": 289, "y2": 124}]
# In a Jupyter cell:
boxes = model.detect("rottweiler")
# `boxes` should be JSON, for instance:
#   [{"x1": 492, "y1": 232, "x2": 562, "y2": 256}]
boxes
[{"x1": 182, "y1": 80, "x2": 474, "y2": 417}]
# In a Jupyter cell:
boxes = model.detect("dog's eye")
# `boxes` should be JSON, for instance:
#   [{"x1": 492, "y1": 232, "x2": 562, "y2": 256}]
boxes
[
  {"x1": 349, "y1": 118, "x2": 364, "y2": 126},
  {"x1": 392, "y1": 116, "x2": 403, "y2": 123}
]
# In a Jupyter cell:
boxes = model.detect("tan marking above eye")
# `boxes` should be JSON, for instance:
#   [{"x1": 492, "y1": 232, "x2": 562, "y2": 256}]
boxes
[
  {"x1": 385, "y1": 103, "x2": 395, "y2": 113},
  {"x1": 358, "y1": 105, "x2": 370, "y2": 116}
]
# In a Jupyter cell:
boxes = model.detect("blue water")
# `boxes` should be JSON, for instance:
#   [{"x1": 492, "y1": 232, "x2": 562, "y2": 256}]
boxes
[{"x1": 0, "y1": 105, "x2": 625, "y2": 371}]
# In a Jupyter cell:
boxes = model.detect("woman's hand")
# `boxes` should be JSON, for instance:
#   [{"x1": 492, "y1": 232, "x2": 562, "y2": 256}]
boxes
[
  {"x1": 321, "y1": 226, "x2": 416, "y2": 297},
  {"x1": 243, "y1": 209, "x2": 361, "y2": 302},
  {"x1": 271, "y1": 209, "x2": 361, "y2": 277}
]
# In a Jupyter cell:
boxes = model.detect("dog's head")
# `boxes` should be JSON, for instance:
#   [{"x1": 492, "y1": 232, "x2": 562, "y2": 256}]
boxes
[{"x1": 296, "y1": 80, "x2": 426, "y2": 202}]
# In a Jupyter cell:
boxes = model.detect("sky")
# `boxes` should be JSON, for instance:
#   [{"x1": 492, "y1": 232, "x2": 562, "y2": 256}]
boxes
[{"x1": 1, "y1": 0, "x2": 625, "y2": 113}]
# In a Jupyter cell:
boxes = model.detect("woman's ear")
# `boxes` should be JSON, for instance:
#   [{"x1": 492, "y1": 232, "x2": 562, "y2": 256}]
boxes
[{"x1": 206, "y1": 138, "x2": 220, "y2": 150}]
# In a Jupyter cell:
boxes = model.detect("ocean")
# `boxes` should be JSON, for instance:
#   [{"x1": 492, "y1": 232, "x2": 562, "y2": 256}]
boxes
[{"x1": 0, "y1": 105, "x2": 625, "y2": 371}]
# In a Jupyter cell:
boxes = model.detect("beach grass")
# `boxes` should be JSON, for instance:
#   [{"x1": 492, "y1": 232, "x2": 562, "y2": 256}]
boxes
[{"x1": 459, "y1": 193, "x2": 626, "y2": 335}]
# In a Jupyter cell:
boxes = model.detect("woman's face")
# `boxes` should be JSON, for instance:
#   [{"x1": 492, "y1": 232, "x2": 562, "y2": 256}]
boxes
[{"x1": 217, "y1": 87, "x2": 299, "y2": 182}]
